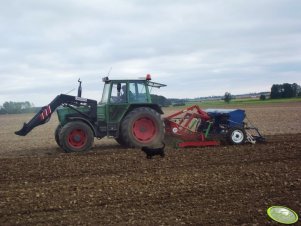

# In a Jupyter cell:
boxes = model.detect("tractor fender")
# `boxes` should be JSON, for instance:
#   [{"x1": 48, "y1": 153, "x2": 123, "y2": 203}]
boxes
[
  {"x1": 126, "y1": 104, "x2": 164, "y2": 115},
  {"x1": 66, "y1": 117, "x2": 97, "y2": 136}
]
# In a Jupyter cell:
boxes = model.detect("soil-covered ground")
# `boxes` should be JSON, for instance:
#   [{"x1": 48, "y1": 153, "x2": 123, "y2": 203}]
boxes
[{"x1": 0, "y1": 102, "x2": 301, "y2": 225}]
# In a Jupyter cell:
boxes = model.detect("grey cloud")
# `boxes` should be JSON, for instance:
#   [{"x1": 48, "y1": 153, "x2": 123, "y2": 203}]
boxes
[{"x1": 1, "y1": 0, "x2": 301, "y2": 105}]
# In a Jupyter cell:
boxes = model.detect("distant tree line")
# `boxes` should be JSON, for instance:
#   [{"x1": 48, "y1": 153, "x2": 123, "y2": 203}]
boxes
[
  {"x1": 150, "y1": 94, "x2": 171, "y2": 107},
  {"x1": 223, "y1": 92, "x2": 232, "y2": 103},
  {"x1": 1, "y1": 96, "x2": 173, "y2": 114},
  {"x1": 2, "y1": 83, "x2": 299, "y2": 114},
  {"x1": 168, "y1": 98, "x2": 186, "y2": 106},
  {"x1": 0, "y1": 101, "x2": 38, "y2": 114},
  {"x1": 259, "y1": 94, "x2": 266, "y2": 100},
  {"x1": 270, "y1": 83, "x2": 301, "y2": 99}
]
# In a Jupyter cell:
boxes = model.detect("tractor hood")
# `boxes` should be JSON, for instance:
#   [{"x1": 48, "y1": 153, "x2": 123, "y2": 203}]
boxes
[{"x1": 205, "y1": 109, "x2": 246, "y2": 127}]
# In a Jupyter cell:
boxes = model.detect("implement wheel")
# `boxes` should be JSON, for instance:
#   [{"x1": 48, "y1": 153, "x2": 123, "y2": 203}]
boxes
[
  {"x1": 120, "y1": 107, "x2": 164, "y2": 148},
  {"x1": 228, "y1": 127, "x2": 246, "y2": 145},
  {"x1": 59, "y1": 121, "x2": 94, "y2": 152}
]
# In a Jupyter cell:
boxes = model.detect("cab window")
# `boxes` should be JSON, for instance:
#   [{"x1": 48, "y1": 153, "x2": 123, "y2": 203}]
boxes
[
  {"x1": 100, "y1": 83, "x2": 110, "y2": 103},
  {"x1": 110, "y1": 82, "x2": 127, "y2": 103},
  {"x1": 129, "y1": 82, "x2": 148, "y2": 103}
]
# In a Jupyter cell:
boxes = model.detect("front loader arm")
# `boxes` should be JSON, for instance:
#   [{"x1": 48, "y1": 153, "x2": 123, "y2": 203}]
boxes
[{"x1": 15, "y1": 94, "x2": 97, "y2": 136}]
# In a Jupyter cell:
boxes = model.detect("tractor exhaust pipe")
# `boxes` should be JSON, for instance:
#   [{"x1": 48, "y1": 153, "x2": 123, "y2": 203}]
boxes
[{"x1": 77, "y1": 78, "x2": 82, "y2": 97}]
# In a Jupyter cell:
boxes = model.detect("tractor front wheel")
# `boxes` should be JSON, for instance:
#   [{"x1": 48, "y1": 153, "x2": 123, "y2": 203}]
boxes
[
  {"x1": 120, "y1": 107, "x2": 164, "y2": 148},
  {"x1": 228, "y1": 127, "x2": 246, "y2": 145},
  {"x1": 59, "y1": 121, "x2": 94, "y2": 152},
  {"x1": 54, "y1": 124, "x2": 62, "y2": 147}
]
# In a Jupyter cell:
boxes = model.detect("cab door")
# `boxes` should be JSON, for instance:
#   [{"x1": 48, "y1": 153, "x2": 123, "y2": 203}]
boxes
[
  {"x1": 106, "y1": 82, "x2": 129, "y2": 136},
  {"x1": 128, "y1": 81, "x2": 150, "y2": 103}
]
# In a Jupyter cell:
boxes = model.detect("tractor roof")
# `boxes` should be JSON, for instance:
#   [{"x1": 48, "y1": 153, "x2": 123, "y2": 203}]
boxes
[{"x1": 102, "y1": 75, "x2": 166, "y2": 88}]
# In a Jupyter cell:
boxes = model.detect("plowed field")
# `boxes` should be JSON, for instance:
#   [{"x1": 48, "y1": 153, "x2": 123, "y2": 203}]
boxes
[{"x1": 0, "y1": 102, "x2": 301, "y2": 225}]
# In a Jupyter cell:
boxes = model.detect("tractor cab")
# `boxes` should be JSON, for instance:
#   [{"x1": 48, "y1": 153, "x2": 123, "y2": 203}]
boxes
[
  {"x1": 95, "y1": 74, "x2": 167, "y2": 149},
  {"x1": 100, "y1": 75, "x2": 165, "y2": 104},
  {"x1": 97, "y1": 75, "x2": 166, "y2": 126},
  {"x1": 101, "y1": 77, "x2": 151, "y2": 104}
]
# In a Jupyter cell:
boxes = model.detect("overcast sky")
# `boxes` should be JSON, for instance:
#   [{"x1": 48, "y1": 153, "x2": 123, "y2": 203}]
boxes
[{"x1": 1, "y1": 0, "x2": 301, "y2": 106}]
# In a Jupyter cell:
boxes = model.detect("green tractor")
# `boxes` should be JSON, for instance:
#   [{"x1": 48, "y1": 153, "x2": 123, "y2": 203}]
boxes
[{"x1": 15, "y1": 75, "x2": 166, "y2": 152}]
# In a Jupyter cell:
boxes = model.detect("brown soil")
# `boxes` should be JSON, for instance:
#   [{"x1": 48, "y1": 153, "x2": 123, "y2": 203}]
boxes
[{"x1": 0, "y1": 103, "x2": 301, "y2": 225}]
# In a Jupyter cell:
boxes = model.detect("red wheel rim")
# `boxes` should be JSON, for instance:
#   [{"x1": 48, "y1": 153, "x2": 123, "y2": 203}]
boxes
[
  {"x1": 132, "y1": 117, "x2": 157, "y2": 143},
  {"x1": 67, "y1": 129, "x2": 87, "y2": 149}
]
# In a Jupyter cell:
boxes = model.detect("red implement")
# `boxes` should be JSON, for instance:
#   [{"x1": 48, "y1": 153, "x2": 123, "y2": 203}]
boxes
[{"x1": 164, "y1": 105, "x2": 219, "y2": 148}]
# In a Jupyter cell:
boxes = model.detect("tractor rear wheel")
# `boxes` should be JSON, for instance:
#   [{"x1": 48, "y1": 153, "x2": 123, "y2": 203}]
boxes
[
  {"x1": 59, "y1": 121, "x2": 94, "y2": 152},
  {"x1": 120, "y1": 107, "x2": 164, "y2": 148},
  {"x1": 54, "y1": 124, "x2": 62, "y2": 147},
  {"x1": 228, "y1": 127, "x2": 246, "y2": 145}
]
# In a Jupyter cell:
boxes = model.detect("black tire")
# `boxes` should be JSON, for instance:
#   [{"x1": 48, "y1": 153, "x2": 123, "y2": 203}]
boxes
[
  {"x1": 115, "y1": 136, "x2": 127, "y2": 146},
  {"x1": 54, "y1": 124, "x2": 62, "y2": 147},
  {"x1": 228, "y1": 127, "x2": 246, "y2": 145},
  {"x1": 59, "y1": 121, "x2": 94, "y2": 153},
  {"x1": 120, "y1": 107, "x2": 164, "y2": 148}
]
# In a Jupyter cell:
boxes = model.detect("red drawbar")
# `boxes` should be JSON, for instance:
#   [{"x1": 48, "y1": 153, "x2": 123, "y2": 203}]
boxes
[{"x1": 177, "y1": 140, "x2": 219, "y2": 148}]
